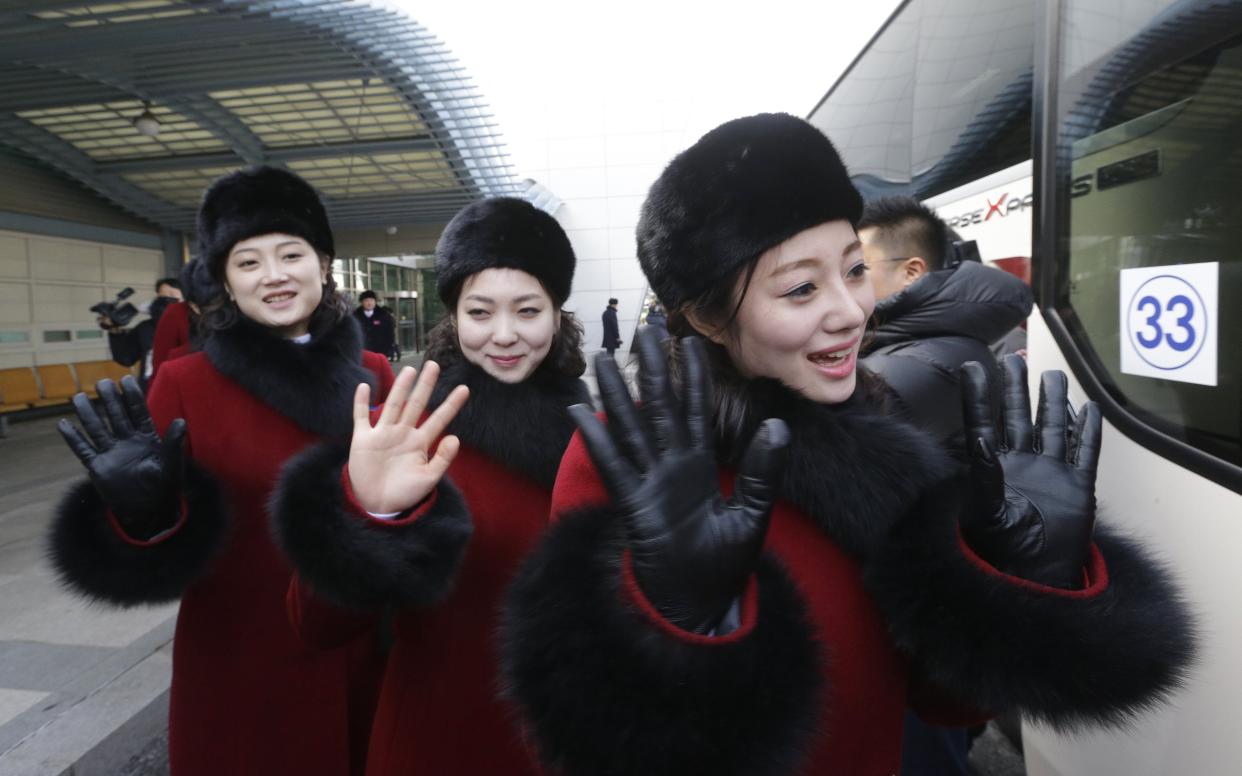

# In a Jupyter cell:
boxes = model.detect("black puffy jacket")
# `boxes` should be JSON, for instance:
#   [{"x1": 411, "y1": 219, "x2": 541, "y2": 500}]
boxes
[{"x1": 862, "y1": 261, "x2": 1033, "y2": 449}]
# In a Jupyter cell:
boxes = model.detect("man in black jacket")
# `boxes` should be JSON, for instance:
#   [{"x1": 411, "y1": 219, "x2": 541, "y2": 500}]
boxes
[
  {"x1": 860, "y1": 197, "x2": 1032, "y2": 449},
  {"x1": 100, "y1": 277, "x2": 182, "y2": 391},
  {"x1": 353, "y1": 290, "x2": 397, "y2": 360},
  {"x1": 601, "y1": 298, "x2": 621, "y2": 356},
  {"x1": 859, "y1": 196, "x2": 1033, "y2": 776}
]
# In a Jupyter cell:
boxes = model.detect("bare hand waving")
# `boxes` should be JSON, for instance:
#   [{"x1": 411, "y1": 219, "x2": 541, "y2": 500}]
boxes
[{"x1": 347, "y1": 363, "x2": 469, "y2": 514}]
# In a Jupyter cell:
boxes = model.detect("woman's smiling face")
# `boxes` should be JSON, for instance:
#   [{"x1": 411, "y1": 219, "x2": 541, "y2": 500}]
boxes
[
  {"x1": 224, "y1": 233, "x2": 327, "y2": 338},
  {"x1": 716, "y1": 220, "x2": 874, "y2": 404},
  {"x1": 455, "y1": 267, "x2": 557, "y2": 383}
]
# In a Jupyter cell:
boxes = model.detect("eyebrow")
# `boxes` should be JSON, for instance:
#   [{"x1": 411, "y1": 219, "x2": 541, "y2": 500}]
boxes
[
  {"x1": 769, "y1": 240, "x2": 864, "y2": 277},
  {"x1": 463, "y1": 293, "x2": 545, "y2": 304},
  {"x1": 230, "y1": 241, "x2": 306, "y2": 257}
]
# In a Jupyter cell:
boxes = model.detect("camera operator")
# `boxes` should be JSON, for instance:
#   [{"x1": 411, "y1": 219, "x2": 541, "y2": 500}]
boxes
[{"x1": 98, "y1": 277, "x2": 183, "y2": 390}]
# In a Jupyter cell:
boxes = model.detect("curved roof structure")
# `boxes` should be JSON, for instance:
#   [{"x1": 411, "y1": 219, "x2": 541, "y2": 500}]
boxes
[{"x1": 0, "y1": 0, "x2": 518, "y2": 232}]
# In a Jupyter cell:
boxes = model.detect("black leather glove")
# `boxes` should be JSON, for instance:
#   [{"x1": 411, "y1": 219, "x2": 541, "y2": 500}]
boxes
[
  {"x1": 571, "y1": 327, "x2": 789, "y2": 634},
  {"x1": 959, "y1": 355, "x2": 1102, "y2": 589},
  {"x1": 58, "y1": 376, "x2": 187, "y2": 540}
]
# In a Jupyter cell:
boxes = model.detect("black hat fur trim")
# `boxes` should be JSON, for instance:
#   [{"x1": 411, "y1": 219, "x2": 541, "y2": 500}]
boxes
[
  {"x1": 196, "y1": 166, "x2": 334, "y2": 279},
  {"x1": 637, "y1": 113, "x2": 862, "y2": 311},
  {"x1": 435, "y1": 197, "x2": 575, "y2": 306}
]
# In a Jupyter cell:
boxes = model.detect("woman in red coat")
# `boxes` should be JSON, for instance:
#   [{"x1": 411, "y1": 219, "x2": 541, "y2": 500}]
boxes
[
  {"x1": 499, "y1": 114, "x2": 1198, "y2": 775},
  {"x1": 50, "y1": 167, "x2": 394, "y2": 776},
  {"x1": 270, "y1": 197, "x2": 590, "y2": 775}
]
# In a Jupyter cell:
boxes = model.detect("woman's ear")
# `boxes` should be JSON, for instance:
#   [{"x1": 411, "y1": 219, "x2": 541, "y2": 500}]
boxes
[
  {"x1": 682, "y1": 309, "x2": 726, "y2": 345},
  {"x1": 320, "y1": 256, "x2": 332, "y2": 285}
]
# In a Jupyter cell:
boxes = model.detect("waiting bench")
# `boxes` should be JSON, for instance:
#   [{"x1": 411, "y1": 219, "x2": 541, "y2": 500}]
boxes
[{"x1": 0, "y1": 361, "x2": 136, "y2": 436}]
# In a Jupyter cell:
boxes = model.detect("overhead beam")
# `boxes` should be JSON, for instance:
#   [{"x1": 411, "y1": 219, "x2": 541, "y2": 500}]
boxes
[{"x1": 95, "y1": 135, "x2": 441, "y2": 175}]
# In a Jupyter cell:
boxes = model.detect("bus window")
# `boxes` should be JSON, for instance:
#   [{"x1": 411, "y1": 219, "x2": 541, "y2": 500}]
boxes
[{"x1": 1051, "y1": 4, "x2": 1242, "y2": 480}]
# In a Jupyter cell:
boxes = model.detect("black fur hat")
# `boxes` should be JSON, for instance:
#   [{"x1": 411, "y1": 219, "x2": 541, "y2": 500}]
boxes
[
  {"x1": 636, "y1": 113, "x2": 863, "y2": 311},
  {"x1": 179, "y1": 258, "x2": 221, "y2": 306},
  {"x1": 435, "y1": 197, "x2": 575, "y2": 307},
  {"x1": 196, "y1": 166, "x2": 334, "y2": 280}
]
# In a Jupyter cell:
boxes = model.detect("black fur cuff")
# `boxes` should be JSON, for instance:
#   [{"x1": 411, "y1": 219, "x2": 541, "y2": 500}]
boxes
[
  {"x1": 270, "y1": 442, "x2": 473, "y2": 610},
  {"x1": 865, "y1": 476, "x2": 1198, "y2": 731},
  {"x1": 47, "y1": 465, "x2": 228, "y2": 606},
  {"x1": 500, "y1": 506, "x2": 821, "y2": 776}
]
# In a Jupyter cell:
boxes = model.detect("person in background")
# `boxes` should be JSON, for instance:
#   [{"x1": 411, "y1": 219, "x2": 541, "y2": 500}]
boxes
[
  {"x1": 601, "y1": 297, "x2": 622, "y2": 356},
  {"x1": 859, "y1": 196, "x2": 1033, "y2": 451},
  {"x1": 50, "y1": 166, "x2": 394, "y2": 776},
  {"x1": 644, "y1": 300, "x2": 669, "y2": 342},
  {"x1": 858, "y1": 202, "x2": 1033, "y2": 772},
  {"x1": 353, "y1": 290, "x2": 397, "y2": 361},
  {"x1": 100, "y1": 277, "x2": 183, "y2": 391}
]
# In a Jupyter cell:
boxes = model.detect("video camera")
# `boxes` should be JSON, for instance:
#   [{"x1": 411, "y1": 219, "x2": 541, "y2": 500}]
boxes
[{"x1": 90, "y1": 287, "x2": 139, "y2": 329}]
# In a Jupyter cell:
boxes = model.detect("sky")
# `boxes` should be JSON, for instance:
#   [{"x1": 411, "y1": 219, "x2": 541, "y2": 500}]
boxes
[{"x1": 378, "y1": 0, "x2": 902, "y2": 178}]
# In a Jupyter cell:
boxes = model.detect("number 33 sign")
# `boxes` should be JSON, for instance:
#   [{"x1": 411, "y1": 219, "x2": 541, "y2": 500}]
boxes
[{"x1": 1120, "y1": 262, "x2": 1218, "y2": 386}]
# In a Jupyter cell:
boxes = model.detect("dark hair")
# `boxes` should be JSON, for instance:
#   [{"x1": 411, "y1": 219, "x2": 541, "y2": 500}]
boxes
[
  {"x1": 424, "y1": 308, "x2": 586, "y2": 379},
  {"x1": 857, "y1": 196, "x2": 949, "y2": 271},
  {"x1": 607, "y1": 298, "x2": 618, "y2": 306},
  {"x1": 359, "y1": 290, "x2": 378, "y2": 302},
  {"x1": 197, "y1": 251, "x2": 351, "y2": 335},
  {"x1": 155, "y1": 277, "x2": 181, "y2": 293}
]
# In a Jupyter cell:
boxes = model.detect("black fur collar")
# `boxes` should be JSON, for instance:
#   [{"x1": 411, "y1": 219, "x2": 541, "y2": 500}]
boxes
[
  {"x1": 428, "y1": 356, "x2": 590, "y2": 489},
  {"x1": 716, "y1": 377, "x2": 956, "y2": 559},
  {"x1": 204, "y1": 314, "x2": 374, "y2": 440}
]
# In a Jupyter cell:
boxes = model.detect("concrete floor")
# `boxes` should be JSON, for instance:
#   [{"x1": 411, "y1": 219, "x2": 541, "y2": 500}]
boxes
[{"x1": 0, "y1": 413, "x2": 176, "y2": 776}]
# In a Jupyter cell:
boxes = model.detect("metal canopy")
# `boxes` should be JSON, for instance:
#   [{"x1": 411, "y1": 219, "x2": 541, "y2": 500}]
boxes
[{"x1": 0, "y1": 0, "x2": 518, "y2": 233}]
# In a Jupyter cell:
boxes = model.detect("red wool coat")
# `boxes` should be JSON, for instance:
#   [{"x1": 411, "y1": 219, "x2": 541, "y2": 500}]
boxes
[
  {"x1": 50, "y1": 316, "x2": 394, "y2": 776},
  {"x1": 501, "y1": 380, "x2": 1197, "y2": 775},
  {"x1": 272, "y1": 359, "x2": 587, "y2": 776},
  {"x1": 151, "y1": 300, "x2": 191, "y2": 378}
]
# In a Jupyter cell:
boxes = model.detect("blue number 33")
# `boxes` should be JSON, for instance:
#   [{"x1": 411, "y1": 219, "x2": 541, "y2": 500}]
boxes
[{"x1": 1136, "y1": 294, "x2": 1196, "y2": 352}]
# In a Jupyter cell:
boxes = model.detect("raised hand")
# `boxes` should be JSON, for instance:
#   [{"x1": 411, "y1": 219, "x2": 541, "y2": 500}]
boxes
[
  {"x1": 571, "y1": 327, "x2": 789, "y2": 634},
  {"x1": 959, "y1": 355, "x2": 1103, "y2": 588},
  {"x1": 347, "y1": 363, "x2": 468, "y2": 514},
  {"x1": 58, "y1": 376, "x2": 186, "y2": 539}
]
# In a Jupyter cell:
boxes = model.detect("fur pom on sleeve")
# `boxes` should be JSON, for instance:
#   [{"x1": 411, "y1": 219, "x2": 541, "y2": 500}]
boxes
[
  {"x1": 500, "y1": 506, "x2": 822, "y2": 776},
  {"x1": 270, "y1": 442, "x2": 473, "y2": 610},
  {"x1": 46, "y1": 465, "x2": 229, "y2": 606},
  {"x1": 864, "y1": 475, "x2": 1198, "y2": 732}
]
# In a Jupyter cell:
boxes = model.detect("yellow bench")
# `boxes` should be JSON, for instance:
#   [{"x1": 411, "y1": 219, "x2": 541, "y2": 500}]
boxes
[
  {"x1": 0, "y1": 367, "x2": 41, "y2": 415},
  {"x1": 73, "y1": 360, "x2": 136, "y2": 398},
  {"x1": 36, "y1": 364, "x2": 79, "y2": 407}
]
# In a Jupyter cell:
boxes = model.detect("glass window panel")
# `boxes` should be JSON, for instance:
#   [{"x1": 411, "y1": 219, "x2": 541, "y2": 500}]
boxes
[{"x1": 1056, "y1": 2, "x2": 1242, "y2": 468}]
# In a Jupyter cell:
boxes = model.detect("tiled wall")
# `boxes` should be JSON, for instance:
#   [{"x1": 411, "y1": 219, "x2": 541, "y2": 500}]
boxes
[{"x1": 0, "y1": 229, "x2": 161, "y2": 369}]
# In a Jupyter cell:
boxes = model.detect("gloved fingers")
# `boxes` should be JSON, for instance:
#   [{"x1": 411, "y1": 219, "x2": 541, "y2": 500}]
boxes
[
  {"x1": 160, "y1": 419, "x2": 188, "y2": 484},
  {"x1": 1072, "y1": 400, "x2": 1103, "y2": 477},
  {"x1": 732, "y1": 418, "x2": 790, "y2": 525},
  {"x1": 1036, "y1": 371, "x2": 1069, "y2": 459},
  {"x1": 119, "y1": 375, "x2": 155, "y2": 435},
  {"x1": 966, "y1": 437, "x2": 1006, "y2": 529},
  {"x1": 680, "y1": 336, "x2": 713, "y2": 454},
  {"x1": 594, "y1": 351, "x2": 654, "y2": 473},
  {"x1": 98, "y1": 379, "x2": 135, "y2": 439},
  {"x1": 75, "y1": 389, "x2": 113, "y2": 451},
  {"x1": 570, "y1": 403, "x2": 640, "y2": 504},
  {"x1": 1001, "y1": 354, "x2": 1032, "y2": 452},
  {"x1": 636, "y1": 326, "x2": 687, "y2": 454},
  {"x1": 959, "y1": 362, "x2": 999, "y2": 454},
  {"x1": 58, "y1": 417, "x2": 97, "y2": 466}
]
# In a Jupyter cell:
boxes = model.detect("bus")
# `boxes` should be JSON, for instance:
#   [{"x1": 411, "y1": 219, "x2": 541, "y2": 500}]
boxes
[{"x1": 810, "y1": 1, "x2": 1242, "y2": 773}]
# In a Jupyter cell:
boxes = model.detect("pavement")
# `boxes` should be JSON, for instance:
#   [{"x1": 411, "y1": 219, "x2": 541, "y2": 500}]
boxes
[{"x1": 0, "y1": 414, "x2": 176, "y2": 776}]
